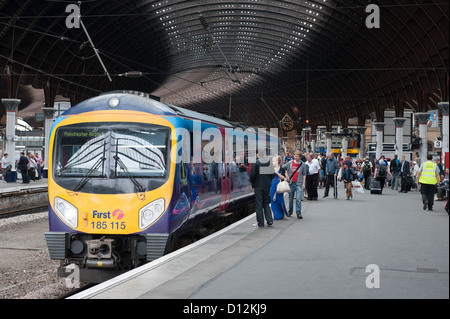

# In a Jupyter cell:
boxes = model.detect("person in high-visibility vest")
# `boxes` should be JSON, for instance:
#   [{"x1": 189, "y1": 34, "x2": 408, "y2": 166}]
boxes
[{"x1": 417, "y1": 154, "x2": 440, "y2": 211}]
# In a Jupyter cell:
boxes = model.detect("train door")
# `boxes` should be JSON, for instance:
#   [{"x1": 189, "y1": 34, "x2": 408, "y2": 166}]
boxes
[{"x1": 219, "y1": 127, "x2": 230, "y2": 212}]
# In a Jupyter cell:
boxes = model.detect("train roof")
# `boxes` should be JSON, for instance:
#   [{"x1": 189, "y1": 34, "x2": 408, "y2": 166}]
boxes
[
  {"x1": 166, "y1": 104, "x2": 233, "y2": 128},
  {"x1": 62, "y1": 91, "x2": 176, "y2": 117},
  {"x1": 63, "y1": 91, "x2": 279, "y2": 139},
  {"x1": 63, "y1": 91, "x2": 232, "y2": 127}
]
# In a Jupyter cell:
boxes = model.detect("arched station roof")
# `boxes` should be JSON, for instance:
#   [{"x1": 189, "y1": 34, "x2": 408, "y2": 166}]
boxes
[{"x1": 0, "y1": 0, "x2": 448, "y2": 129}]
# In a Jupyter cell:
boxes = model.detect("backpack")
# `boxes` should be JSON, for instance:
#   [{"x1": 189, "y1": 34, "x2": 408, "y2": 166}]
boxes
[
  {"x1": 391, "y1": 159, "x2": 400, "y2": 172},
  {"x1": 378, "y1": 164, "x2": 387, "y2": 178},
  {"x1": 362, "y1": 161, "x2": 371, "y2": 172}
]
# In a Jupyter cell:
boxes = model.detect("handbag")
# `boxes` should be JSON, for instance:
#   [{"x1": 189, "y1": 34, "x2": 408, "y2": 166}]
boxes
[
  {"x1": 276, "y1": 162, "x2": 302, "y2": 193},
  {"x1": 276, "y1": 180, "x2": 290, "y2": 193}
]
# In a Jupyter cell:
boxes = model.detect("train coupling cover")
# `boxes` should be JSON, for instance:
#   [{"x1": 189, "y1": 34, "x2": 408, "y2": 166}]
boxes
[{"x1": 86, "y1": 238, "x2": 117, "y2": 269}]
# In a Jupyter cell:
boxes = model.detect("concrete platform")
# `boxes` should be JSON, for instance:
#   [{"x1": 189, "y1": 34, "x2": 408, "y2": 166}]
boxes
[
  {"x1": 0, "y1": 177, "x2": 48, "y2": 215},
  {"x1": 71, "y1": 186, "x2": 449, "y2": 299},
  {"x1": 0, "y1": 175, "x2": 48, "y2": 192}
]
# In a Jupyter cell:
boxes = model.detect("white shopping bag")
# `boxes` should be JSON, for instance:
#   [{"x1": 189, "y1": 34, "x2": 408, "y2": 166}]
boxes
[{"x1": 352, "y1": 180, "x2": 364, "y2": 194}]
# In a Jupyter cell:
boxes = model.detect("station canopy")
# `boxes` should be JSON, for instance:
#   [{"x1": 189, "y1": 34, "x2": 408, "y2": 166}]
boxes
[{"x1": 0, "y1": 0, "x2": 448, "y2": 129}]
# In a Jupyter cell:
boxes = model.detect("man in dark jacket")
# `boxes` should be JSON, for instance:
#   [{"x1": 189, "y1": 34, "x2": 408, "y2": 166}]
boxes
[
  {"x1": 399, "y1": 155, "x2": 411, "y2": 193},
  {"x1": 390, "y1": 154, "x2": 401, "y2": 190},
  {"x1": 250, "y1": 152, "x2": 273, "y2": 227},
  {"x1": 18, "y1": 152, "x2": 29, "y2": 184},
  {"x1": 323, "y1": 152, "x2": 339, "y2": 198}
]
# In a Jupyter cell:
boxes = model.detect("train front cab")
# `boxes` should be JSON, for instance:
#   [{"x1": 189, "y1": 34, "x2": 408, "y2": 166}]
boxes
[{"x1": 44, "y1": 111, "x2": 180, "y2": 282}]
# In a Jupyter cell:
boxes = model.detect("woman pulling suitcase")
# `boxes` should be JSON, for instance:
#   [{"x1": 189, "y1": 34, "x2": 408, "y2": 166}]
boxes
[{"x1": 372, "y1": 158, "x2": 392, "y2": 194}]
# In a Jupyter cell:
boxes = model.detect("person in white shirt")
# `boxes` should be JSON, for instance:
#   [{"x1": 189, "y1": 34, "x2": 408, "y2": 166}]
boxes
[
  {"x1": 1, "y1": 153, "x2": 11, "y2": 183},
  {"x1": 411, "y1": 161, "x2": 420, "y2": 189},
  {"x1": 27, "y1": 152, "x2": 37, "y2": 182},
  {"x1": 305, "y1": 153, "x2": 321, "y2": 200}
]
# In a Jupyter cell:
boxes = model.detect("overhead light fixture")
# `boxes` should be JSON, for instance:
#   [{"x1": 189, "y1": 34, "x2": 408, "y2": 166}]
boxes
[{"x1": 118, "y1": 71, "x2": 143, "y2": 78}]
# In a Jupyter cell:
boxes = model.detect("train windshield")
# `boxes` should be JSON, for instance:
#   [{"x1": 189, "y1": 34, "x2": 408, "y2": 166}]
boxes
[{"x1": 54, "y1": 122, "x2": 170, "y2": 179}]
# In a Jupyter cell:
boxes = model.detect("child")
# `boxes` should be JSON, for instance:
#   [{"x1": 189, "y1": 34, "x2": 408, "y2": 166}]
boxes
[
  {"x1": 340, "y1": 162, "x2": 356, "y2": 200},
  {"x1": 319, "y1": 168, "x2": 325, "y2": 188}
]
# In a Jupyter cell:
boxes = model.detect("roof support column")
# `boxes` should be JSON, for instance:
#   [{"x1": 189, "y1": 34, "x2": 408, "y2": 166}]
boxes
[
  {"x1": 294, "y1": 135, "x2": 300, "y2": 152},
  {"x1": 325, "y1": 132, "x2": 332, "y2": 155},
  {"x1": 341, "y1": 136, "x2": 347, "y2": 159},
  {"x1": 374, "y1": 122, "x2": 385, "y2": 160},
  {"x1": 302, "y1": 128, "x2": 310, "y2": 153},
  {"x1": 358, "y1": 127, "x2": 367, "y2": 159},
  {"x1": 415, "y1": 113, "x2": 430, "y2": 165},
  {"x1": 44, "y1": 79, "x2": 56, "y2": 110},
  {"x1": 438, "y1": 102, "x2": 449, "y2": 155},
  {"x1": 310, "y1": 133, "x2": 317, "y2": 154},
  {"x1": 1, "y1": 98, "x2": 20, "y2": 167},
  {"x1": 282, "y1": 134, "x2": 288, "y2": 154},
  {"x1": 393, "y1": 118, "x2": 406, "y2": 158},
  {"x1": 295, "y1": 124, "x2": 302, "y2": 152}
]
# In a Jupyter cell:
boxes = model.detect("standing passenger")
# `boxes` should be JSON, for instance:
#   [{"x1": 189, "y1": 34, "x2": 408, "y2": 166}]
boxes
[
  {"x1": 390, "y1": 154, "x2": 400, "y2": 190},
  {"x1": 283, "y1": 150, "x2": 308, "y2": 219},
  {"x1": 305, "y1": 153, "x2": 320, "y2": 200},
  {"x1": 27, "y1": 152, "x2": 37, "y2": 182},
  {"x1": 270, "y1": 156, "x2": 288, "y2": 220},
  {"x1": 399, "y1": 155, "x2": 410, "y2": 193},
  {"x1": 1, "y1": 153, "x2": 10, "y2": 183},
  {"x1": 250, "y1": 151, "x2": 274, "y2": 227},
  {"x1": 35, "y1": 152, "x2": 43, "y2": 179},
  {"x1": 323, "y1": 152, "x2": 339, "y2": 198},
  {"x1": 18, "y1": 152, "x2": 29, "y2": 184},
  {"x1": 411, "y1": 161, "x2": 420, "y2": 189}
]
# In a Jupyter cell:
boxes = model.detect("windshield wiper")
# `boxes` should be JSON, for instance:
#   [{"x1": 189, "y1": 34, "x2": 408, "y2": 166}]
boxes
[
  {"x1": 71, "y1": 156, "x2": 106, "y2": 192},
  {"x1": 113, "y1": 155, "x2": 146, "y2": 200}
]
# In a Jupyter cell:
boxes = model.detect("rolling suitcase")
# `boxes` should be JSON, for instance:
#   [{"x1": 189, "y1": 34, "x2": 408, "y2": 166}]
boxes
[
  {"x1": 370, "y1": 180, "x2": 382, "y2": 194},
  {"x1": 405, "y1": 176, "x2": 413, "y2": 192}
]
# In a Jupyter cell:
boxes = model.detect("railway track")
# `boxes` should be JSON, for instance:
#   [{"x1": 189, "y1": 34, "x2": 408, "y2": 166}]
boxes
[
  {"x1": 0, "y1": 205, "x2": 49, "y2": 218},
  {"x1": 0, "y1": 210, "x2": 65, "y2": 299},
  {"x1": 0, "y1": 185, "x2": 48, "y2": 218}
]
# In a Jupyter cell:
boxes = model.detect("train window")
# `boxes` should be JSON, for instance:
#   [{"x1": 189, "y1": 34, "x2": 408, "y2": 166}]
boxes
[
  {"x1": 112, "y1": 128, "x2": 168, "y2": 177},
  {"x1": 54, "y1": 127, "x2": 109, "y2": 177},
  {"x1": 53, "y1": 122, "x2": 170, "y2": 179}
]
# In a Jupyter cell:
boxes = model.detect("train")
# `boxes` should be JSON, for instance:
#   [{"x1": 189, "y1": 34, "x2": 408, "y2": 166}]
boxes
[{"x1": 44, "y1": 91, "x2": 279, "y2": 282}]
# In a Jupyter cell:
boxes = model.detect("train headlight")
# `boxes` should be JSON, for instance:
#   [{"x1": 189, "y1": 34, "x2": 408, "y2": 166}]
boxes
[
  {"x1": 139, "y1": 198, "x2": 165, "y2": 229},
  {"x1": 54, "y1": 197, "x2": 78, "y2": 228},
  {"x1": 108, "y1": 96, "x2": 120, "y2": 108}
]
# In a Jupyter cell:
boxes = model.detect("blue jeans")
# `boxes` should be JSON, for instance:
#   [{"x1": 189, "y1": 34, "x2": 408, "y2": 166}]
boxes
[
  {"x1": 391, "y1": 171, "x2": 400, "y2": 190},
  {"x1": 288, "y1": 183, "x2": 303, "y2": 216}
]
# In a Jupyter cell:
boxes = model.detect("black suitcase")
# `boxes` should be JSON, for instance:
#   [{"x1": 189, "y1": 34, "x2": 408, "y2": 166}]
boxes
[
  {"x1": 405, "y1": 176, "x2": 413, "y2": 191},
  {"x1": 5, "y1": 171, "x2": 17, "y2": 183},
  {"x1": 370, "y1": 180, "x2": 382, "y2": 194}
]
